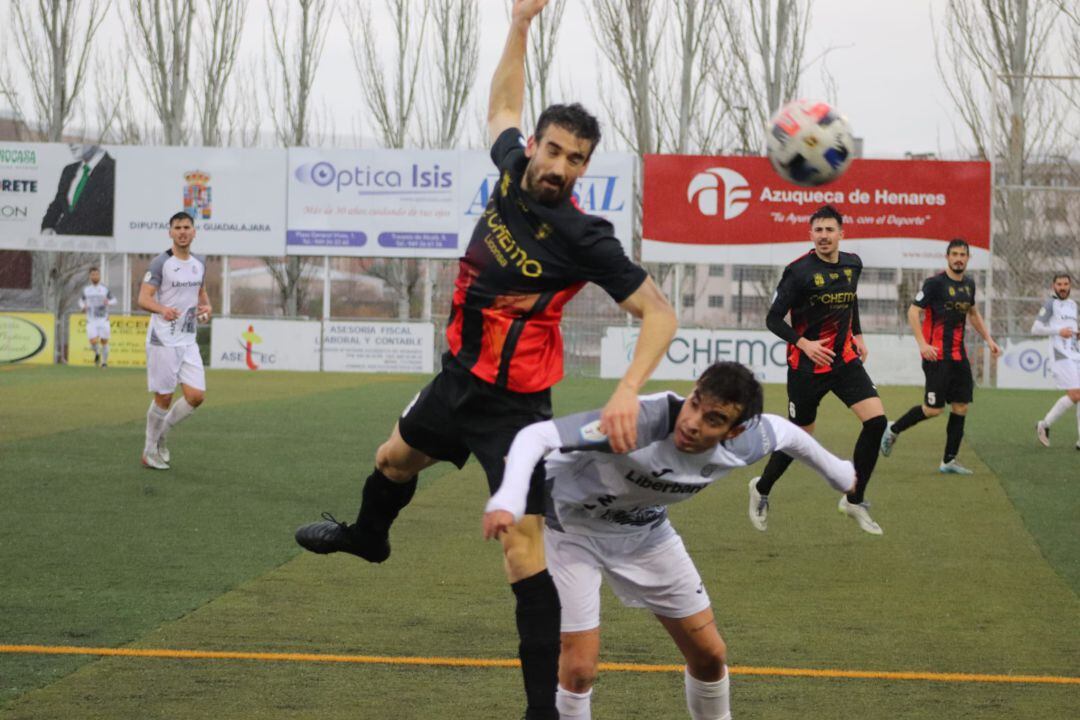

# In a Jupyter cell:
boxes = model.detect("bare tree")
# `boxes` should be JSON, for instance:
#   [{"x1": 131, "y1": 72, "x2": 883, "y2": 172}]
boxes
[
  {"x1": 935, "y1": 0, "x2": 1075, "y2": 333},
  {"x1": 348, "y1": 0, "x2": 431, "y2": 319},
  {"x1": 194, "y1": 0, "x2": 247, "y2": 146},
  {"x1": 588, "y1": 0, "x2": 722, "y2": 305},
  {"x1": 347, "y1": 0, "x2": 429, "y2": 149},
  {"x1": 0, "y1": 0, "x2": 110, "y2": 334},
  {"x1": 418, "y1": 0, "x2": 478, "y2": 149},
  {"x1": 718, "y1": 0, "x2": 812, "y2": 153},
  {"x1": 1, "y1": 0, "x2": 110, "y2": 141},
  {"x1": 127, "y1": 0, "x2": 196, "y2": 145},
  {"x1": 263, "y1": 0, "x2": 332, "y2": 316}
]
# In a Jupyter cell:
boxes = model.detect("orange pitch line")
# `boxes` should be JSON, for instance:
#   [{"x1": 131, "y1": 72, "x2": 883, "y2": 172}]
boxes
[{"x1": 1, "y1": 644, "x2": 1078, "y2": 686}]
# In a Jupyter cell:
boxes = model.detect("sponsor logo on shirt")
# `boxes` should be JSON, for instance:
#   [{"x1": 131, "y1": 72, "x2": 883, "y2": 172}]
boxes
[{"x1": 580, "y1": 420, "x2": 606, "y2": 443}]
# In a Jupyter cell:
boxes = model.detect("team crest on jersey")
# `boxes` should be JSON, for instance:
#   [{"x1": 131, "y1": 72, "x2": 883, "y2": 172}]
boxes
[
  {"x1": 813, "y1": 273, "x2": 825, "y2": 287},
  {"x1": 580, "y1": 420, "x2": 607, "y2": 443},
  {"x1": 843, "y1": 268, "x2": 853, "y2": 282},
  {"x1": 949, "y1": 286, "x2": 956, "y2": 296},
  {"x1": 700, "y1": 463, "x2": 718, "y2": 477}
]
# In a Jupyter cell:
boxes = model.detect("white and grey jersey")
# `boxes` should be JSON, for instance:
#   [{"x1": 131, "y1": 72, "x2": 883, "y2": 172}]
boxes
[
  {"x1": 1031, "y1": 296, "x2": 1080, "y2": 361},
  {"x1": 487, "y1": 392, "x2": 855, "y2": 538},
  {"x1": 79, "y1": 283, "x2": 115, "y2": 321},
  {"x1": 143, "y1": 250, "x2": 206, "y2": 347}
]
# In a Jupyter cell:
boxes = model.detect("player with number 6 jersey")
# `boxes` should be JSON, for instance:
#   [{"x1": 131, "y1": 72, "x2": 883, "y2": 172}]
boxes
[
  {"x1": 749, "y1": 204, "x2": 887, "y2": 536},
  {"x1": 136, "y1": 211, "x2": 212, "y2": 471}
]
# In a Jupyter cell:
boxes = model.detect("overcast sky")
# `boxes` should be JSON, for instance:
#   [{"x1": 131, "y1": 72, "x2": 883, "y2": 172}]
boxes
[
  {"x1": 0, "y1": 0, "x2": 1018, "y2": 157},
  {"x1": 313, "y1": 0, "x2": 958, "y2": 157}
]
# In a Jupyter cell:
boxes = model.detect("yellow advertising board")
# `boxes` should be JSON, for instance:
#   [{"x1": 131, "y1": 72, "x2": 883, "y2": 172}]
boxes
[
  {"x1": 68, "y1": 315, "x2": 149, "y2": 367},
  {"x1": 0, "y1": 312, "x2": 55, "y2": 365}
]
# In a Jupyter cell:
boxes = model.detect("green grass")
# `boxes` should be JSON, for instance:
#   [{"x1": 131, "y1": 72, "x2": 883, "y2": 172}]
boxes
[{"x1": 0, "y1": 365, "x2": 1077, "y2": 718}]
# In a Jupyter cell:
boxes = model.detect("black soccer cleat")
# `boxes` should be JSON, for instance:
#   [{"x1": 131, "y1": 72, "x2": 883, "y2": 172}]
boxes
[{"x1": 294, "y1": 512, "x2": 390, "y2": 563}]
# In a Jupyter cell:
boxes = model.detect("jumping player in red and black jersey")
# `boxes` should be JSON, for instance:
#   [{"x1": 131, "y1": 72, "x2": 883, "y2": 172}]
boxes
[
  {"x1": 294, "y1": 2, "x2": 676, "y2": 718},
  {"x1": 880, "y1": 239, "x2": 1000, "y2": 474},
  {"x1": 748, "y1": 205, "x2": 887, "y2": 535}
]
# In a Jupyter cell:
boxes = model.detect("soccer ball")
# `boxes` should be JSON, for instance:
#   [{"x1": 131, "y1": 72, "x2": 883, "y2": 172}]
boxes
[{"x1": 766, "y1": 99, "x2": 854, "y2": 186}]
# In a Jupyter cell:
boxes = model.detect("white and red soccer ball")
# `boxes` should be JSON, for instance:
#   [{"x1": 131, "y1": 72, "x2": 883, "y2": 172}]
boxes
[{"x1": 766, "y1": 99, "x2": 854, "y2": 187}]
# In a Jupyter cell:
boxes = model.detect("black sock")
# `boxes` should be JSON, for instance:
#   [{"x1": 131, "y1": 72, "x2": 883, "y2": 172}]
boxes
[
  {"x1": 755, "y1": 452, "x2": 794, "y2": 495},
  {"x1": 354, "y1": 468, "x2": 417, "y2": 537},
  {"x1": 943, "y1": 413, "x2": 966, "y2": 463},
  {"x1": 850, "y1": 415, "x2": 887, "y2": 504},
  {"x1": 512, "y1": 570, "x2": 561, "y2": 720},
  {"x1": 891, "y1": 405, "x2": 930, "y2": 434}
]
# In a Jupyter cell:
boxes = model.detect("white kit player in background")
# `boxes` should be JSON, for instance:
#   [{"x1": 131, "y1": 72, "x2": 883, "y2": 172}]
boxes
[
  {"x1": 79, "y1": 266, "x2": 117, "y2": 367},
  {"x1": 1032, "y1": 273, "x2": 1080, "y2": 450},
  {"x1": 137, "y1": 211, "x2": 212, "y2": 470},
  {"x1": 482, "y1": 362, "x2": 856, "y2": 720}
]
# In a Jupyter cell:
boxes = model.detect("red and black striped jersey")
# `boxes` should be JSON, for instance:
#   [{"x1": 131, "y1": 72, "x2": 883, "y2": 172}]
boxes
[
  {"x1": 768, "y1": 249, "x2": 863, "y2": 374},
  {"x1": 447, "y1": 128, "x2": 647, "y2": 393},
  {"x1": 913, "y1": 272, "x2": 976, "y2": 361}
]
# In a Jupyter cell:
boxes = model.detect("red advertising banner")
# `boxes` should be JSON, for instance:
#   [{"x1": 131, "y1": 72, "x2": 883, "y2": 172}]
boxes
[{"x1": 642, "y1": 155, "x2": 991, "y2": 268}]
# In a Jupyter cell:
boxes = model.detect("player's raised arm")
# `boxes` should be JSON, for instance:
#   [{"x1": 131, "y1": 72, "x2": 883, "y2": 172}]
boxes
[
  {"x1": 488, "y1": 0, "x2": 548, "y2": 143},
  {"x1": 602, "y1": 277, "x2": 676, "y2": 453}
]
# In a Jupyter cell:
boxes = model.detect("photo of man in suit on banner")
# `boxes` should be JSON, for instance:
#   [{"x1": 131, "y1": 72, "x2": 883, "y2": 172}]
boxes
[{"x1": 41, "y1": 143, "x2": 115, "y2": 237}]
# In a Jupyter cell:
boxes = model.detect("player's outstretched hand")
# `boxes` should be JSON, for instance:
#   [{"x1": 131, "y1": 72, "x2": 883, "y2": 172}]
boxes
[
  {"x1": 512, "y1": 0, "x2": 549, "y2": 23},
  {"x1": 919, "y1": 343, "x2": 939, "y2": 361},
  {"x1": 483, "y1": 510, "x2": 515, "y2": 540},
  {"x1": 600, "y1": 382, "x2": 639, "y2": 453}
]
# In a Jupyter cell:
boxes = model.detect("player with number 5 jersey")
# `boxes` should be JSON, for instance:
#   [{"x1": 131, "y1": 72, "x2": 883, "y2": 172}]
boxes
[{"x1": 137, "y1": 211, "x2": 212, "y2": 471}]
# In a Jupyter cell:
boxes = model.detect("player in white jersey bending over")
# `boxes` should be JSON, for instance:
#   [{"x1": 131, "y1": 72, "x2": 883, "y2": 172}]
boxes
[
  {"x1": 483, "y1": 362, "x2": 856, "y2": 720},
  {"x1": 1033, "y1": 273, "x2": 1080, "y2": 449},
  {"x1": 79, "y1": 266, "x2": 117, "y2": 367},
  {"x1": 137, "y1": 211, "x2": 211, "y2": 470}
]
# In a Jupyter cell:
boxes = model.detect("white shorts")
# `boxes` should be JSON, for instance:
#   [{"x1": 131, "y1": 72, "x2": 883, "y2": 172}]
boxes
[
  {"x1": 1050, "y1": 358, "x2": 1080, "y2": 390},
  {"x1": 545, "y1": 522, "x2": 710, "y2": 633},
  {"x1": 146, "y1": 343, "x2": 205, "y2": 394},
  {"x1": 86, "y1": 319, "x2": 111, "y2": 341}
]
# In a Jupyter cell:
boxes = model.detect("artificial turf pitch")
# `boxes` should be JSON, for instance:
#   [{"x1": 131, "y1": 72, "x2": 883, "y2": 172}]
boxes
[{"x1": 1, "y1": 365, "x2": 1077, "y2": 719}]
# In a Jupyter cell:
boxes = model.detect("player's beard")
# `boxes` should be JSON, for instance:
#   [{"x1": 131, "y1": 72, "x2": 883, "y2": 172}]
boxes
[
  {"x1": 523, "y1": 162, "x2": 572, "y2": 205},
  {"x1": 950, "y1": 261, "x2": 966, "y2": 274},
  {"x1": 1056, "y1": 287, "x2": 1071, "y2": 300}
]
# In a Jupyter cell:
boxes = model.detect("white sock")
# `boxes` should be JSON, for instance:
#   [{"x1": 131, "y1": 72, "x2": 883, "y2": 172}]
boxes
[
  {"x1": 1075, "y1": 402, "x2": 1080, "y2": 440},
  {"x1": 145, "y1": 402, "x2": 168, "y2": 453},
  {"x1": 1044, "y1": 395, "x2": 1075, "y2": 426},
  {"x1": 555, "y1": 685, "x2": 593, "y2": 720},
  {"x1": 101, "y1": 344, "x2": 109, "y2": 363},
  {"x1": 162, "y1": 398, "x2": 196, "y2": 437},
  {"x1": 685, "y1": 668, "x2": 731, "y2": 720}
]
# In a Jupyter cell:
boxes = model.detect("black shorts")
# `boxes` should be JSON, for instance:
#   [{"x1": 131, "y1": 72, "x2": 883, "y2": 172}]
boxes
[
  {"x1": 397, "y1": 352, "x2": 553, "y2": 514},
  {"x1": 786, "y1": 361, "x2": 879, "y2": 426},
  {"x1": 922, "y1": 359, "x2": 973, "y2": 408}
]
